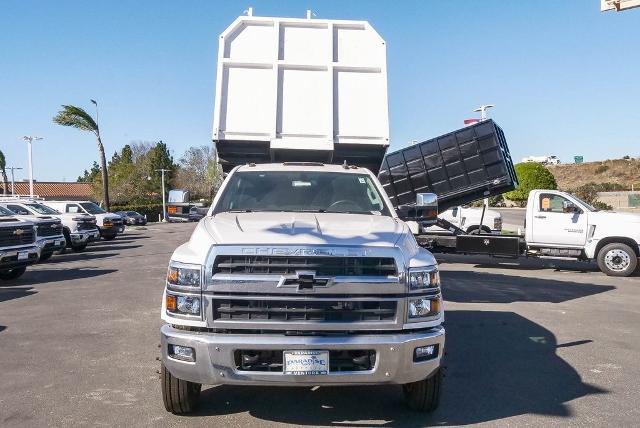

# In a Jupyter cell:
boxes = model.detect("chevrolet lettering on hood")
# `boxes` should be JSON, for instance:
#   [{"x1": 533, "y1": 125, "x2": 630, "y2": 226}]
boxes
[{"x1": 240, "y1": 247, "x2": 370, "y2": 257}]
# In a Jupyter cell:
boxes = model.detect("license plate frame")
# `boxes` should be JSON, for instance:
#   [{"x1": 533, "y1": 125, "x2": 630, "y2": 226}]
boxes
[
  {"x1": 17, "y1": 251, "x2": 29, "y2": 261},
  {"x1": 283, "y1": 350, "x2": 329, "y2": 375}
]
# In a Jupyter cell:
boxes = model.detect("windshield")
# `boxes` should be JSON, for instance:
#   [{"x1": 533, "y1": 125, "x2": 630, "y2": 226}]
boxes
[
  {"x1": 80, "y1": 202, "x2": 106, "y2": 214},
  {"x1": 26, "y1": 203, "x2": 61, "y2": 215},
  {"x1": 214, "y1": 171, "x2": 389, "y2": 215},
  {"x1": 569, "y1": 195, "x2": 597, "y2": 212},
  {"x1": 0, "y1": 206, "x2": 15, "y2": 216}
]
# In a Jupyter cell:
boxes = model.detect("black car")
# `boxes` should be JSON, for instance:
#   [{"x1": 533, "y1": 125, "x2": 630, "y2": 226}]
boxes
[{"x1": 115, "y1": 211, "x2": 147, "y2": 226}]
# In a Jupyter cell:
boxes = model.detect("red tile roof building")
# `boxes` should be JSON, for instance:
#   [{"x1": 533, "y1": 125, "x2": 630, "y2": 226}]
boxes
[{"x1": 0, "y1": 182, "x2": 94, "y2": 201}]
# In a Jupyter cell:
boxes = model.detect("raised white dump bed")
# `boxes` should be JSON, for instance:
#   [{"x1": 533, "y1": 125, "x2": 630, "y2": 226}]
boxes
[{"x1": 212, "y1": 12, "x2": 389, "y2": 171}]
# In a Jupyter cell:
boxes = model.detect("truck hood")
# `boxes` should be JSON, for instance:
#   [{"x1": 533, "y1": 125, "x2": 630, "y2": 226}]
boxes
[
  {"x1": 589, "y1": 211, "x2": 640, "y2": 224},
  {"x1": 204, "y1": 212, "x2": 405, "y2": 247}
]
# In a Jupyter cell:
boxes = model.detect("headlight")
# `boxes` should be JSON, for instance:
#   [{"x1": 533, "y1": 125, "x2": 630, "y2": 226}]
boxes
[
  {"x1": 166, "y1": 294, "x2": 201, "y2": 316},
  {"x1": 407, "y1": 297, "x2": 441, "y2": 320},
  {"x1": 408, "y1": 267, "x2": 440, "y2": 290},
  {"x1": 167, "y1": 263, "x2": 202, "y2": 288}
]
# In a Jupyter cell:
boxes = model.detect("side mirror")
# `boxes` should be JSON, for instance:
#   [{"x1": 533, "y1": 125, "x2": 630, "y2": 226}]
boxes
[
  {"x1": 396, "y1": 193, "x2": 438, "y2": 225},
  {"x1": 564, "y1": 201, "x2": 581, "y2": 214}
]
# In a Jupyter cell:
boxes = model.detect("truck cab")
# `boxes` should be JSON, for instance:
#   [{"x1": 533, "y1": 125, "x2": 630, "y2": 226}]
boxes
[
  {"x1": 525, "y1": 189, "x2": 640, "y2": 276},
  {"x1": 161, "y1": 163, "x2": 444, "y2": 413},
  {"x1": 0, "y1": 201, "x2": 66, "y2": 261},
  {"x1": 44, "y1": 201, "x2": 124, "y2": 241},
  {"x1": 0, "y1": 206, "x2": 39, "y2": 280},
  {"x1": 5, "y1": 199, "x2": 100, "y2": 252}
]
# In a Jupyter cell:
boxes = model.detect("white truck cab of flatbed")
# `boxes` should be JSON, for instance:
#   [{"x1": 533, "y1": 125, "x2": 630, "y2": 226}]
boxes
[{"x1": 524, "y1": 189, "x2": 640, "y2": 276}]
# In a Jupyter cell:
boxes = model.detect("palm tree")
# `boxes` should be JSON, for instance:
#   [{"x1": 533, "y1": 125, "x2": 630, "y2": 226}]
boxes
[
  {"x1": 53, "y1": 104, "x2": 110, "y2": 210},
  {"x1": 0, "y1": 150, "x2": 8, "y2": 195}
]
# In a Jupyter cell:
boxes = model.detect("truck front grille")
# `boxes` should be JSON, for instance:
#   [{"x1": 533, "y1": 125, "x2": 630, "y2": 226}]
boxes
[
  {"x1": 0, "y1": 226, "x2": 35, "y2": 246},
  {"x1": 77, "y1": 222, "x2": 96, "y2": 231},
  {"x1": 213, "y1": 299, "x2": 396, "y2": 322},
  {"x1": 36, "y1": 222, "x2": 63, "y2": 237},
  {"x1": 213, "y1": 256, "x2": 397, "y2": 277}
]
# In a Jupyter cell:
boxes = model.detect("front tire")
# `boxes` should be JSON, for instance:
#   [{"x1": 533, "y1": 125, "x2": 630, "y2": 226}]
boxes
[
  {"x1": 402, "y1": 368, "x2": 442, "y2": 412},
  {"x1": 161, "y1": 363, "x2": 201, "y2": 414},
  {"x1": 597, "y1": 243, "x2": 638, "y2": 277},
  {"x1": 39, "y1": 252, "x2": 53, "y2": 262},
  {"x1": 0, "y1": 267, "x2": 27, "y2": 280},
  {"x1": 71, "y1": 243, "x2": 87, "y2": 252}
]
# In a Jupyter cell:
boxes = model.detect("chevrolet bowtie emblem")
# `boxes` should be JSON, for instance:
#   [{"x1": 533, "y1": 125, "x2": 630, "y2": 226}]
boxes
[
  {"x1": 278, "y1": 270, "x2": 329, "y2": 291},
  {"x1": 13, "y1": 228, "x2": 24, "y2": 236}
]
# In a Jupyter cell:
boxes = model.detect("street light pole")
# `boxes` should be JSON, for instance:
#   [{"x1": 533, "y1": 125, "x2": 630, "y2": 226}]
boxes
[
  {"x1": 22, "y1": 136, "x2": 43, "y2": 197},
  {"x1": 473, "y1": 104, "x2": 494, "y2": 121},
  {"x1": 156, "y1": 168, "x2": 171, "y2": 222},
  {"x1": 7, "y1": 167, "x2": 23, "y2": 195}
]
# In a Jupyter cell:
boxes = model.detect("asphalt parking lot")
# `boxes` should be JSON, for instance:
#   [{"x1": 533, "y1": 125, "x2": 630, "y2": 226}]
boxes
[{"x1": 1, "y1": 223, "x2": 639, "y2": 427}]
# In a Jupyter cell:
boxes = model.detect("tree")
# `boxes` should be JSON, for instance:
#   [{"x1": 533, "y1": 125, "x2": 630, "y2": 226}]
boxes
[
  {"x1": 53, "y1": 104, "x2": 110, "y2": 210},
  {"x1": 174, "y1": 145, "x2": 223, "y2": 200},
  {"x1": 77, "y1": 161, "x2": 101, "y2": 183},
  {"x1": 504, "y1": 162, "x2": 557, "y2": 206},
  {"x1": 0, "y1": 150, "x2": 8, "y2": 195}
]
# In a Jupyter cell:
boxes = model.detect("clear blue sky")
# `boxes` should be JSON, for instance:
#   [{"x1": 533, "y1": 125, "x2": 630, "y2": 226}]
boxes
[{"x1": 1, "y1": 1, "x2": 639, "y2": 182}]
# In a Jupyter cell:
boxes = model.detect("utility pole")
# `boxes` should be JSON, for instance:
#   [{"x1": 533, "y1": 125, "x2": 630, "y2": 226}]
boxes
[
  {"x1": 22, "y1": 136, "x2": 43, "y2": 197},
  {"x1": 473, "y1": 105, "x2": 494, "y2": 209},
  {"x1": 156, "y1": 168, "x2": 171, "y2": 222},
  {"x1": 7, "y1": 166, "x2": 23, "y2": 195}
]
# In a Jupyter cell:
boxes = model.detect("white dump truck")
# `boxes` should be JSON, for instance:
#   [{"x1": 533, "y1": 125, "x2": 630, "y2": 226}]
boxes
[{"x1": 160, "y1": 12, "x2": 444, "y2": 414}]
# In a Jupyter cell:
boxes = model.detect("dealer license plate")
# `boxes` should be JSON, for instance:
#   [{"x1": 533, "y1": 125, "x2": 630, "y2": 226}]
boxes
[
  {"x1": 283, "y1": 350, "x2": 329, "y2": 375},
  {"x1": 17, "y1": 251, "x2": 29, "y2": 261}
]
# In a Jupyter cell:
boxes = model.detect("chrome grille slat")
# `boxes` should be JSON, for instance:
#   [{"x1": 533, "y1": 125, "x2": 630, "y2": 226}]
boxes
[
  {"x1": 213, "y1": 256, "x2": 397, "y2": 276},
  {"x1": 213, "y1": 299, "x2": 397, "y2": 322}
]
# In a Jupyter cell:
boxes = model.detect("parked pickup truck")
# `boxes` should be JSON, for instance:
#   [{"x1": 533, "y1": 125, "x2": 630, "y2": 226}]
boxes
[
  {"x1": 0, "y1": 206, "x2": 39, "y2": 280},
  {"x1": 4, "y1": 199, "x2": 100, "y2": 252},
  {"x1": 0, "y1": 201, "x2": 66, "y2": 261},
  {"x1": 427, "y1": 206, "x2": 502, "y2": 235},
  {"x1": 451, "y1": 189, "x2": 640, "y2": 276},
  {"x1": 44, "y1": 201, "x2": 124, "y2": 241}
]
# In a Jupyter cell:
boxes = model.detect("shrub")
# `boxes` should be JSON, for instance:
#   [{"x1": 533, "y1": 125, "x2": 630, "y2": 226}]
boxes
[
  {"x1": 504, "y1": 163, "x2": 557, "y2": 206},
  {"x1": 568, "y1": 182, "x2": 616, "y2": 210}
]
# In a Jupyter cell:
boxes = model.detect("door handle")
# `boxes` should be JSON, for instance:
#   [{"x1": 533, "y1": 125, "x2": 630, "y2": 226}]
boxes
[{"x1": 534, "y1": 215, "x2": 546, "y2": 219}]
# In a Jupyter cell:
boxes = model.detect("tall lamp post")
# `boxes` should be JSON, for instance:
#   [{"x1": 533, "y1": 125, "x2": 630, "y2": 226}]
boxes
[
  {"x1": 473, "y1": 104, "x2": 494, "y2": 121},
  {"x1": 156, "y1": 168, "x2": 171, "y2": 222},
  {"x1": 22, "y1": 136, "x2": 43, "y2": 197},
  {"x1": 7, "y1": 166, "x2": 23, "y2": 195}
]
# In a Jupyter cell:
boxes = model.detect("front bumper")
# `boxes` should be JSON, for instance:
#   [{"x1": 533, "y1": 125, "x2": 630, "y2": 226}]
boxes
[
  {"x1": 99, "y1": 225, "x2": 124, "y2": 236},
  {"x1": 36, "y1": 236, "x2": 67, "y2": 253},
  {"x1": 161, "y1": 324, "x2": 444, "y2": 386},
  {"x1": 70, "y1": 230, "x2": 101, "y2": 244},
  {"x1": 0, "y1": 245, "x2": 40, "y2": 269}
]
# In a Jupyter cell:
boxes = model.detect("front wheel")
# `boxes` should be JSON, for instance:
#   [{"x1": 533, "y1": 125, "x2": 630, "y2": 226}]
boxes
[
  {"x1": 597, "y1": 243, "x2": 638, "y2": 277},
  {"x1": 161, "y1": 363, "x2": 201, "y2": 414},
  {"x1": 402, "y1": 368, "x2": 442, "y2": 412},
  {"x1": 71, "y1": 243, "x2": 88, "y2": 252},
  {"x1": 39, "y1": 252, "x2": 53, "y2": 262},
  {"x1": 0, "y1": 267, "x2": 27, "y2": 280}
]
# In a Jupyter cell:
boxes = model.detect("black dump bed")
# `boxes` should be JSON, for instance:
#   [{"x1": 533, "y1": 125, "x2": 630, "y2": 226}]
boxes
[{"x1": 378, "y1": 120, "x2": 517, "y2": 212}]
